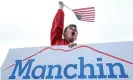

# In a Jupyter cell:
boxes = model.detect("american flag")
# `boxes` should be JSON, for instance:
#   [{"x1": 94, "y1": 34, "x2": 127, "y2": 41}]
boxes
[{"x1": 72, "y1": 7, "x2": 95, "y2": 22}]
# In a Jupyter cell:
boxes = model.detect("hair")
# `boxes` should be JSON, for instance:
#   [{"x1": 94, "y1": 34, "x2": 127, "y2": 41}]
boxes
[{"x1": 64, "y1": 24, "x2": 77, "y2": 33}]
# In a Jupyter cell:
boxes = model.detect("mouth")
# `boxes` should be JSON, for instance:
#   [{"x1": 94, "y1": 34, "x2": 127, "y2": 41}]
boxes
[{"x1": 71, "y1": 32, "x2": 75, "y2": 36}]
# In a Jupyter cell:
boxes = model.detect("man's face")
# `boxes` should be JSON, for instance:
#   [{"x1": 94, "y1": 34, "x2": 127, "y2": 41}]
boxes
[{"x1": 64, "y1": 26, "x2": 78, "y2": 42}]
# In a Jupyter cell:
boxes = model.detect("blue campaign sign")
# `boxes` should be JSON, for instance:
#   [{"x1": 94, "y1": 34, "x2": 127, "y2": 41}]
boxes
[{"x1": 1, "y1": 41, "x2": 133, "y2": 80}]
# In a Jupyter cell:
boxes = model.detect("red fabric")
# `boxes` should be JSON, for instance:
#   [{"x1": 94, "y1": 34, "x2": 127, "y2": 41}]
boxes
[{"x1": 50, "y1": 9, "x2": 69, "y2": 46}]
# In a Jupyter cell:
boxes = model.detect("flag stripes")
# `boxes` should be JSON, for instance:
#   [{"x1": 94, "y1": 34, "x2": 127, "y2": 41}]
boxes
[{"x1": 72, "y1": 7, "x2": 95, "y2": 22}]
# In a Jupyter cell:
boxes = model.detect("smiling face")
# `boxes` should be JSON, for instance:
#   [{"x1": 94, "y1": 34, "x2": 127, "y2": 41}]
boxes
[{"x1": 64, "y1": 24, "x2": 78, "y2": 43}]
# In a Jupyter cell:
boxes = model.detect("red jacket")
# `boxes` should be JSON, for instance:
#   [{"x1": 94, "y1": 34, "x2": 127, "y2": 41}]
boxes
[{"x1": 50, "y1": 9, "x2": 69, "y2": 46}]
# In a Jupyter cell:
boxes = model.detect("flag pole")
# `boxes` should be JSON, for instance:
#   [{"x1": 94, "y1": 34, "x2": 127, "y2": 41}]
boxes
[
  {"x1": 64, "y1": 4, "x2": 73, "y2": 11},
  {"x1": 63, "y1": 3, "x2": 82, "y2": 20}
]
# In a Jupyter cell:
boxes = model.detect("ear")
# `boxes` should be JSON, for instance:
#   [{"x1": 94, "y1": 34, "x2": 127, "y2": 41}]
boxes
[{"x1": 63, "y1": 32, "x2": 67, "y2": 39}]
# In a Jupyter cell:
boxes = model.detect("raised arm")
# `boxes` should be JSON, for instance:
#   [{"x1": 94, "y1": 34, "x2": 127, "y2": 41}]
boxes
[{"x1": 50, "y1": 1, "x2": 64, "y2": 45}]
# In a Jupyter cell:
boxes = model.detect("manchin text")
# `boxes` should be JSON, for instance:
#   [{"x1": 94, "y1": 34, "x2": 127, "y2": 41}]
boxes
[{"x1": 9, "y1": 57, "x2": 129, "y2": 79}]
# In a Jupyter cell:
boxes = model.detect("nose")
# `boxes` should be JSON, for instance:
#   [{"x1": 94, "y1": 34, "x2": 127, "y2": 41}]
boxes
[{"x1": 72, "y1": 29, "x2": 77, "y2": 32}]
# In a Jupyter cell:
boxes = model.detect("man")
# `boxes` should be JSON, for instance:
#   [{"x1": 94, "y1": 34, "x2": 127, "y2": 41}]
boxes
[{"x1": 50, "y1": 1, "x2": 78, "y2": 47}]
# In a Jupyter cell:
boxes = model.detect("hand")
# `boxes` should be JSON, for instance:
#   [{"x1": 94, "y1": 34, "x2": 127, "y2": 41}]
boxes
[
  {"x1": 68, "y1": 43, "x2": 77, "y2": 48},
  {"x1": 58, "y1": 1, "x2": 64, "y2": 9}
]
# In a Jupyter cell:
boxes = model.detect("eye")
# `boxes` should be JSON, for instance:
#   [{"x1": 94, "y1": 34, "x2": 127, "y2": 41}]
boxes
[{"x1": 70, "y1": 27, "x2": 73, "y2": 29}]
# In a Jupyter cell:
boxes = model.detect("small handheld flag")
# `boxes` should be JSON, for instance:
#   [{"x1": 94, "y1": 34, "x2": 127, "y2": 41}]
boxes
[
  {"x1": 72, "y1": 7, "x2": 95, "y2": 22},
  {"x1": 64, "y1": 3, "x2": 95, "y2": 22}
]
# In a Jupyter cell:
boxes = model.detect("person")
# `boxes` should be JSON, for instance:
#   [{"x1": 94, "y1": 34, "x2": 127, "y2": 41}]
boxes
[{"x1": 50, "y1": 1, "x2": 78, "y2": 48}]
